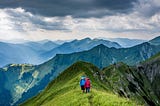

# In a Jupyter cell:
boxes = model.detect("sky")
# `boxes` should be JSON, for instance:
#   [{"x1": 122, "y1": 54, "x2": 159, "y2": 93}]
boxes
[{"x1": 0, "y1": 0, "x2": 160, "y2": 41}]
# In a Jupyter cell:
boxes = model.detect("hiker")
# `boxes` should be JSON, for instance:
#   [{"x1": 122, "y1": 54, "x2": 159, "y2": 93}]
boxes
[
  {"x1": 85, "y1": 78, "x2": 91, "y2": 93},
  {"x1": 80, "y1": 76, "x2": 86, "y2": 93}
]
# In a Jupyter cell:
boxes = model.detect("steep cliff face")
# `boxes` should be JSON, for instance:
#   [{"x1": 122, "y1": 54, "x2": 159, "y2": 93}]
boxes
[
  {"x1": 0, "y1": 64, "x2": 36, "y2": 105},
  {"x1": 139, "y1": 53, "x2": 160, "y2": 100},
  {"x1": 100, "y1": 53, "x2": 160, "y2": 106},
  {"x1": 101, "y1": 63, "x2": 159, "y2": 106},
  {"x1": 140, "y1": 53, "x2": 160, "y2": 82}
]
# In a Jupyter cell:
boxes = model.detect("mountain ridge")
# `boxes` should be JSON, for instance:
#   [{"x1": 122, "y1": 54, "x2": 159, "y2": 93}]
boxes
[
  {"x1": 21, "y1": 52, "x2": 160, "y2": 106},
  {"x1": 42, "y1": 38, "x2": 122, "y2": 60},
  {"x1": 21, "y1": 61, "x2": 139, "y2": 106},
  {"x1": 1, "y1": 36, "x2": 160, "y2": 67},
  {"x1": 0, "y1": 41, "x2": 59, "y2": 67},
  {"x1": 0, "y1": 38, "x2": 121, "y2": 67},
  {"x1": 104, "y1": 37, "x2": 147, "y2": 48},
  {"x1": 1, "y1": 39, "x2": 160, "y2": 105},
  {"x1": 149, "y1": 36, "x2": 160, "y2": 45}
]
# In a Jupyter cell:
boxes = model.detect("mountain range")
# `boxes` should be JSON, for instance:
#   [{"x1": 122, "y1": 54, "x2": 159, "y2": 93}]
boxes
[
  {"x1": 0, "y1": 41, "x2": 59, "y2": 67},
  {"x1": 1, "y1": 36, "x2": 159, "y2": 67},
  {"x1": 21, "y1": 52, "x2": 160, "y2": 106},
  {"x1": 41, "y1": 38, "x2": 121, "y2": 60},
  {"x1": 106, "y1": 38, "x2": 147, "y2": 48},
  {"x1": 0, "y1": 38, "x2": 121, "y2": 67},
  {"x1": 0, "y1": 36, "x2": 160, "y2": 105}
]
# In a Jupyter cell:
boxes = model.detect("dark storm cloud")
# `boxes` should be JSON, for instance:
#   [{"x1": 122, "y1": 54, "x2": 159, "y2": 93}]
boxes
[
  {"x1": 3, "y1": 8, "x2": 69, "y2": 31},
  {"x1": 0, "y1": 0, "x2": 137, "y2": 17},
  {"x1": 1, "y1": 0, "x2": 159, "y2": 33},
  {"x1": 134, "y1": 0, "x2": 160, "y2": 17}
]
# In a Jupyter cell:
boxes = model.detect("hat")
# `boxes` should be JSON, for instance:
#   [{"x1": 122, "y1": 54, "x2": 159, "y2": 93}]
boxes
[{"x1": 81, "y1": 76, "x2": 85, "y2": 79}]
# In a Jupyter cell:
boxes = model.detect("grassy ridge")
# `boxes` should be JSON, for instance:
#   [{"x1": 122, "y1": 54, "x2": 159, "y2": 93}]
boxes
[{"x1": 21, "y1": 61, "x2": 139, "y2": 106}]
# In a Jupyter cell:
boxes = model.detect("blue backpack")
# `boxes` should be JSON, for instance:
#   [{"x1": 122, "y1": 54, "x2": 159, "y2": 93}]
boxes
[{"x1": 80, "y1": 79, "x2": 86, "y2": 86}]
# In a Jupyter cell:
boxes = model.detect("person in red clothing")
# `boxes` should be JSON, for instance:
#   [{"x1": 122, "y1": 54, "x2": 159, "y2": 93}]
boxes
[{"x1": 84, "y1": 78, "x2": 91, "y2": 93}]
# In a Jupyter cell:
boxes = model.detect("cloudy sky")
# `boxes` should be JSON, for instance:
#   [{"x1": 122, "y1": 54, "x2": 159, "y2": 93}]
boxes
[{"x1": 0, "y1": 0, "x2": 160, "y2": 41}]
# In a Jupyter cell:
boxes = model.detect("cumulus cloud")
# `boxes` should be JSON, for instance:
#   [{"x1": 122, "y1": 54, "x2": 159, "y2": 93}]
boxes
[
  {"x1": 0, "y1": 8, "x2": 74, "y2": 32},
  {"x1": 0, "y1": 0, "x2": 160, "y2": 41},
  {"x1": 0, "y1": 7, "x2": 160, "y2": 30}
]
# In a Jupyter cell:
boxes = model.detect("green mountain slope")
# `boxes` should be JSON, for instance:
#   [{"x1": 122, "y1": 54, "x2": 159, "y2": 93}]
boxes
[
  {"x1": 21, "y1": 61, "x2": 139, "y2": 106},
  {"x1": 2, "y1": 43, "x2": 160, "y2": 105},
  {"x1": 101, "y1": 62, "x2": 159, "y2": 106},
  {"x1": 2, "y1": 42, "x2": 160, "y2": 106},
  {"x1": 139, "y1": 52, "x2": 160, "y2": 103}
]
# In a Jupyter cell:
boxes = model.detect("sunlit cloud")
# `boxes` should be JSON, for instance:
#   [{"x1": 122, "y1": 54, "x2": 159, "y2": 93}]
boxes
[{"x1": 0, "y1": 0, "x2": 160, "y2": 41}]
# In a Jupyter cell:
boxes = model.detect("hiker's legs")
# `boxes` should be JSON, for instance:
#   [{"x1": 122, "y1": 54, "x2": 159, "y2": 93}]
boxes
[
  {"x1": 88, "y1": 88, "x2": 90, "y2": 93},
  {"x1": 86, "y1": 87, "x2": 90, "y2": 93},
  {"x1": 81, "y1": 86, "x2": 85, "y2": 93}
]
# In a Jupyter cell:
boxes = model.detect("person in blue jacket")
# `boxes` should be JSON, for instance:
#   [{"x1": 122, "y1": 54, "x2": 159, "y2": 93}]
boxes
[{"x1": 80, "y1": 76, "x2": 86, "y2": 93}]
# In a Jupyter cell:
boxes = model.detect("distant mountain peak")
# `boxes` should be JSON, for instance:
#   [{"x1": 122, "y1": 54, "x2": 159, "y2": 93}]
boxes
[
  {"x1": 152, "y1": 36, "x2": 160, "y2": 40},
  {"x1": 82, "y1": 37, "x2": 91, "y2": 40},
  {"x1": 79, "y1": 37, "x2": 91, "y2": 42},
  {"x1": 102, "y1": 37, "x2": 147, "y2": 48},
  {"x1": 95, "y1": 44, "x2": 107, "y2": 48},
  {"x1": 149, "y1": 36, "x2": 160, "y2": 45},
  {"x1": 37, "y1": 39, "x2": 51, "y2": 44}
]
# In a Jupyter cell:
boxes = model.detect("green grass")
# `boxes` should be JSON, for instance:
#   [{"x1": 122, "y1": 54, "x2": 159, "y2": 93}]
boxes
[
  {"x1": 21, "y1": 61, "x2": 141, "y2": 106},
  {"x1": 43, "y1": 89, "x2": 138, "y2": 106}
]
